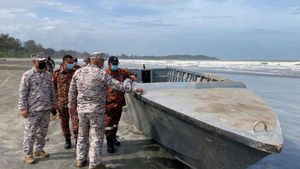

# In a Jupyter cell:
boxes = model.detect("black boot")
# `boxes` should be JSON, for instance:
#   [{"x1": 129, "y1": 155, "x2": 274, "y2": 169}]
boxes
[
  {"x1": 113, "y1": 133, "x2": 120, "y2": 146},
  {"x1": 74, "y1": 138, "x2": 77, "y2": 148},
  {"x1": 106, "y1": 136, "x2": 115, "y2": 153},
  {"x1": 64, "y1": 137, "x2": 72, "y2": 149}
]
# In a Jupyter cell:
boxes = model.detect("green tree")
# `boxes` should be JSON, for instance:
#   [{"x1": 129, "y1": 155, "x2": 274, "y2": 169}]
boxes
[
  {"x1": 23, "y1": 40, "x2": 39, "y2": 54},
  {"x1": 0, "y1": 33, "x2": 89, "y2": 58}
]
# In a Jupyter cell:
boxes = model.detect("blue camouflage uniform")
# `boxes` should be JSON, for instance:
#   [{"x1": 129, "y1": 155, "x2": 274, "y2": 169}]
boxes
[
  {"x1": 19, "y1": 67, "x2": 56, "y2": 155},
  {"x1": 68, "y1": 64, "x2": 134, "y2": 168}
]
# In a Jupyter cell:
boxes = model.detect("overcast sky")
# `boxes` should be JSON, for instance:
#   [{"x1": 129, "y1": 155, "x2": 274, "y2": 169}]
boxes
[{"x1": 1, "y1": 0, "x2": 300, "y2": 60}]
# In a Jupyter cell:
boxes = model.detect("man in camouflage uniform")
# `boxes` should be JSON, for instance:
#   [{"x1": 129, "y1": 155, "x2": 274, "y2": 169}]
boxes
[
  {"x1": 68, "y1": 53, "x2": 143, "y2": 169},
  {"x1": 105, "y1": 56, "x2": 137, "y2": 153},
  {"x1": 18, "y1": 52, "x2": 56, "y2": 164},
  {"x1": 53, "y1": 54, "x2": 79, "y2": 149}
]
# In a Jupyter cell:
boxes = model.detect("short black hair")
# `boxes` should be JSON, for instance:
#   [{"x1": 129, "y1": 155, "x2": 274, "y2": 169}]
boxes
[
  {"x1": 73, "y1": 57, "x2": 78, "y2": 62},
  {"x1": 63, "y1": 55, "x2": 73, "y2": 62}
]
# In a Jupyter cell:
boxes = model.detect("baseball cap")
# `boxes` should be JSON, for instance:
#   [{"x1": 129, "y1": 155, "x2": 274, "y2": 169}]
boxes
[
  {"x1": 90, "y1": 52, "x2": 105, "y2": 60},
  {"x1": 108, "y1": 56, "x2": 119, "y2": 65},
  {"x1": 31, "y1": 52, "x2": 46, "y2": 61}
]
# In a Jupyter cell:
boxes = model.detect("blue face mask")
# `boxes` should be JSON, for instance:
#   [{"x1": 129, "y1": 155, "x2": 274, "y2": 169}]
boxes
[
  {"x1": 67, "y1": 64, "x2": 74, "y2": 70},
  {"x1": 111, "y1": 65, "x2": 118, "y2": 71}
]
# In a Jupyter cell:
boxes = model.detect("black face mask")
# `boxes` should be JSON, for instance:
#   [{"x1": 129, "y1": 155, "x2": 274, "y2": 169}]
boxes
[{"x1": 37, "y1": 62, "x2": 46, "y2": 70}]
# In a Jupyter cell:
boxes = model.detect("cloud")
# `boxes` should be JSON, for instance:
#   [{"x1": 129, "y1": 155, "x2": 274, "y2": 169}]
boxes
[
  {"x1": 189, "y1": 15, "x2": 234, "y2": 20},
  {"x1": 290, "y1": 6, "x2": 300, "y2": 15},
  {"x1": 0, "y1": 9, "x2": 17, "y2": 18},
  {"x1": 127, "y1": 0, "x2": 184, "y2": 6},
  {"x1": 202, "y1": 0, "x2": 226, "y2": 2},
  {"x1": 122, "y1": 19, "x2": 177, "y2": 27},
  {"x1": 37, "y1": 0, "x2": 83, "y2": 13},
  {"x1": 240, "y1": 28, "x2": 293, "y2": 37},
  {"x1": 24, "y1": 12, "x2": 38, "y2": 18},
  {"x1": 0, "y1": 0, "x2": 36, "y2": 8},
  {"x1": 0, "y1": 8, "x2": 38, "y2": 19},
  {"x1": 0, "y1": 0, "x2": 300, "y2": 59}
]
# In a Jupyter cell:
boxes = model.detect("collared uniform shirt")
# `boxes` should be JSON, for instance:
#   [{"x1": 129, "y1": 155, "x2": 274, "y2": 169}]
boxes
[
  {"x1": 105, "y1": 68, "x2": 133, "y2": 110},
  {"x1": 68, "y1": 64, "x2": 134, "y2": 113},
  {"x1": 18, "y1": 68, "x2": 56, "y2": 112},
  {"x1": 52, "y1": 67, "x2": 75, "y2": 108}
]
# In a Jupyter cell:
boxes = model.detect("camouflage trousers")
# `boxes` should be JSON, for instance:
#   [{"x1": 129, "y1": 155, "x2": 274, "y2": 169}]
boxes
[
  {"x1": 77, "y1": 112, "x2": 104, "y2": 168},
  {"x1": 104, "y1": 108, "x2": 122, "y2": 137},
  {"x1": 23, "y1": 111, "x2": 50, "y2": 155},
  {"x1": 59, "y1": 105, "x2": 79, "y2": 139}
]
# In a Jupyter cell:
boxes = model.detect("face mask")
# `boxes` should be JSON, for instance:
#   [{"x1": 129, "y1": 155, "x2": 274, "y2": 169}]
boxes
[
  {"x1": 67, "y1": 64, "x2": 74, "y2": 70},
  {"x1": 98, "y1": 62, "x2": 104, "y2": 69},
  {"x1": 111, "y1": 65, "x2": 118, "y2": 71},
  {"x1": 38, "y1": 62, "x2": 46, "y2": 70}
]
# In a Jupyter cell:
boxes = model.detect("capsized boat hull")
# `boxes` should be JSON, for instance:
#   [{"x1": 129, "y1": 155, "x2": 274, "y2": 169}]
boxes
[
  {"x1": 125, "y1": 92, "x2": 269, "y2": 169},
  {"x1": 125, "y1": 68, "x2": 282, "y2": 169}
]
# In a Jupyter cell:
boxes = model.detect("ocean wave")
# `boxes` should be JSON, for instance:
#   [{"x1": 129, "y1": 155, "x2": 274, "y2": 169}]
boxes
[
  {"x1": 117, "y1": 60, "x2": 300, "y2": 78},
  {"x1": 68, "y1": 59, "x2": 300, "y2": 77}
]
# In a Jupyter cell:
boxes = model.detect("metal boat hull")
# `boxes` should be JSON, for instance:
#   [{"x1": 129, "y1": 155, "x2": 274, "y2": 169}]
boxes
[
  {"x1": 124, "y1": 68, "x2": 282, "y2": 169},
  {"x1": 125, "y1": 93, "x2": 269, "y2": 169}
]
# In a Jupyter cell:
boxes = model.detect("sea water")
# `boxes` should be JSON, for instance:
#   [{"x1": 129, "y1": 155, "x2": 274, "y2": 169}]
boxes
[
  {"x1": 216, "y1": 73, "x2": 300, "y2": 169},
  {"x1": 119, "y1": 59, "x2": 300, "y2": 169}
]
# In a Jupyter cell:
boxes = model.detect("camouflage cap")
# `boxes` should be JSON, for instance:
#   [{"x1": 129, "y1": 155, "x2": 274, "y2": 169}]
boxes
[
  {"x1": 31, "y1": 52, "x2": 46, "y2": 61},
  {"x1": 90, "y1": 52, "x2": 105, "y2": 60}
]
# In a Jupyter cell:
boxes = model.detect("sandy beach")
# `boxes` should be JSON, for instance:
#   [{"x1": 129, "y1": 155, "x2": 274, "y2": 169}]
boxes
[{"x1": 0, "y1": 59, "x2": 187, "y2": 169}]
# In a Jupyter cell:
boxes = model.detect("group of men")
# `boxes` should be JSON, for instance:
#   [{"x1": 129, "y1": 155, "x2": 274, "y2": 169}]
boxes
[{"x1": 18, "y1": 52, "x2": 143, "y2": 169}]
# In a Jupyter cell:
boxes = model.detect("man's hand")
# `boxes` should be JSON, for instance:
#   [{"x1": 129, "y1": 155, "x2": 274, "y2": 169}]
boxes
[
  {"x1": 69, "y1": 106, "x2": 77, "y2": 115},
  {"x1": 135, "y1": 88, "x2": 144, "y2": 94},
  {"x1": 20, "y1": 109, "x2": 29, "y2": 118}
]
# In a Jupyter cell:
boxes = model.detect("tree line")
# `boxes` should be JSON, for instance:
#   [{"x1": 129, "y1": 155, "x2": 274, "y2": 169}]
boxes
[
  {"x1": 1, "y1": 33, "x2": 219, "y2": 60},
  {"x1": 0, "y1": 33, "x2": 90, "y2": 58}
]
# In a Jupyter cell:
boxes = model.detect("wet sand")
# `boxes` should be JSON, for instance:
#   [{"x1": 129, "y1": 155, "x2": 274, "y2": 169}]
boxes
[{"x1": 0, "y1": 59, "x2": 187, "y2": 169}]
